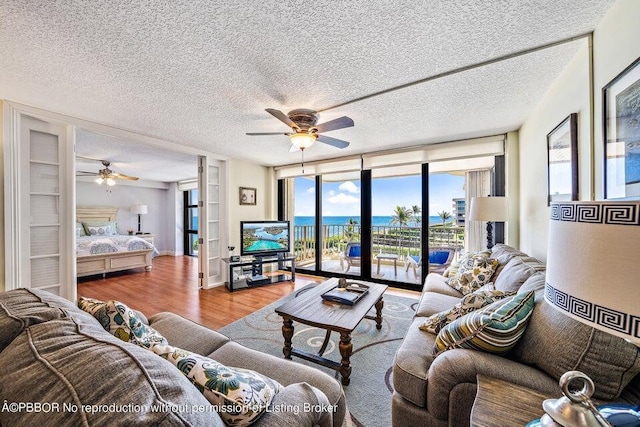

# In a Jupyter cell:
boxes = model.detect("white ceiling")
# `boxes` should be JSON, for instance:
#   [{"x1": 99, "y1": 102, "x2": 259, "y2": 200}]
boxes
[
  {"x1": 0, "y1": 0, "x2": 616, "y2": 173},
  {"x1": 75, "y1": 129, "x2": 198, "y2": 183}
]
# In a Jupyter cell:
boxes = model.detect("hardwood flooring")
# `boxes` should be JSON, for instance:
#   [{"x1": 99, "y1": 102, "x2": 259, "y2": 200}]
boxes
[{"x1": 77, "y1": 255, "x2": 421, "y2": 330}]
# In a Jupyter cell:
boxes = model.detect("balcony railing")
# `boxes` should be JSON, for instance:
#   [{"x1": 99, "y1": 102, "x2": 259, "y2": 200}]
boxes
[{"x1": 293, "y1": 224, "x2": 464, "y2": 263}]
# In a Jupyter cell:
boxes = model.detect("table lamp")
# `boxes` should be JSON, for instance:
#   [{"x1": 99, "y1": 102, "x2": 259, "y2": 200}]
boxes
[
  {"x1": 468, "y1": 196, "x2": 508, "y2": 249},
  {"x1": 542, "y1": 201, "x2": 640, "y2": 426},
  {"x1": 131, "y1": 204, "x2": 148, "y2": 233}
]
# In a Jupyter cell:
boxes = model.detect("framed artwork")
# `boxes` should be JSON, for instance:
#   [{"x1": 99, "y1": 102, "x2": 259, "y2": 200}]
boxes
[
  {"x1": 239, "y1": 187, "x2": 256, "y2": 205},
  {"x1": 603, "y1": 56, "x2": 640, "y2": 200},
  {"x1": 547, "y1": 113, "x2": 578, "y2": 205}
]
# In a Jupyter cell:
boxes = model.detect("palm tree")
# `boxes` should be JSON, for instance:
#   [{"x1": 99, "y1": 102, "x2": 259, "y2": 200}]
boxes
[
  {"x1": 390, "y1": 205, "x2": 412, "y2": 256},
  {"x1": 411, "y1": 205, "x2": 421, "y2": 225},
  {"x1": 438, "y1": 210, "x2": 451, "y2": 226},
  {"x1": 344, "y1": 217, "x2": 359, "y2": 242}
]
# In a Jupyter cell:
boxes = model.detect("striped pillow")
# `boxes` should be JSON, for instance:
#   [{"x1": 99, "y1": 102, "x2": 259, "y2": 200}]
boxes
[{"x1": 434, "y1": 290, "x2": 535, "y2": 355}]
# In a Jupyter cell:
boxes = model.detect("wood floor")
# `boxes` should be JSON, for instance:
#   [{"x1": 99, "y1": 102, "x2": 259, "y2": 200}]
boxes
[{"x1": 77, "y1": 255, "x2": 420, "y2": 330}]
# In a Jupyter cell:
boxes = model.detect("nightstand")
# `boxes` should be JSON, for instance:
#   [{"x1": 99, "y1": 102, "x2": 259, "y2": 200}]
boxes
[
  {"x1": 470, "y1": 375, "x2": 552, "y2": 427},
  {"x1": 137, "y1": 234, "x2": 155, "y2": 245}
]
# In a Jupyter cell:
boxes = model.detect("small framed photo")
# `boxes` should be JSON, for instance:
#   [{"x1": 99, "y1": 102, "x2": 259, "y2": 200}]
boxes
[
  {"x1": 547, "y1": 113, "x2": 578, "y2": 205},
  {"x1": 239, "y1": 187, "x2": 256, "y2": 205},
  {"x1": 604, "y1": 56, "x2": 640, "y2": 200}
]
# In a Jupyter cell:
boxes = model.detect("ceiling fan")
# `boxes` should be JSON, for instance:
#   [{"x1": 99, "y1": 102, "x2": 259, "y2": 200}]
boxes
[
  {"x1": 76, "y1": 157, "x2": 139, "y2": 186},
  {"x1": 247, "y1": 108, "x2": 354, "y2": 151}
]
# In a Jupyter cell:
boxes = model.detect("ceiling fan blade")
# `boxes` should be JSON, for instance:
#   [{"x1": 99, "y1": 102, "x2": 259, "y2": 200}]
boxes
[
  {"x1": 113, "y1": 173, "x2": 139, "y2": 181},
  {"x1": 246, "y1": 132, "x2": 289, "y2": 136},
  {"x1": 265, "y1": 108, "x2": 297, "y2": 129},
  {"x1": 314, "y1": 116, "x2": 354, "y2": 133},
  {"x1": 76, "y1": 171, "x2": 97, "y2": 175},
  {"x1": 317, "y1": 135, "x2": 350, "y2": 149}
]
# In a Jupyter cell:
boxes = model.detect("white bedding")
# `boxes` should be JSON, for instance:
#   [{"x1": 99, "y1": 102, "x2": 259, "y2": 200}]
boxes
[{"x1": 76, "y1": 235, "x2": 159, "y2": 257}]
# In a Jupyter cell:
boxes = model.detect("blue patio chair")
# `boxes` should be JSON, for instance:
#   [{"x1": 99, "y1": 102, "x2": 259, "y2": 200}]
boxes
[
  {"x1": 340, "y1": 242, "x2": 361, "y2": 273},
  {"x1": 405, "y1": 247, "x2": 455, "y2": 277}
]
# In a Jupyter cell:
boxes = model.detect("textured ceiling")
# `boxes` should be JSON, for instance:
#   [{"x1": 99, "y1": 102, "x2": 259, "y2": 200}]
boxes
[
  {"x1": 75, "y1": 129, "x2": 198, "y2": 183},
  {"x1": 0, "y1": 0, "x2": 616, "y2": 171}
]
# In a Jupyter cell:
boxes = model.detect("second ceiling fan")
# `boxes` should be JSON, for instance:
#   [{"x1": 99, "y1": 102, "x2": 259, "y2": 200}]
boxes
[{"x1": 247, "y1": 108, "x2": 354, "y2": 151}]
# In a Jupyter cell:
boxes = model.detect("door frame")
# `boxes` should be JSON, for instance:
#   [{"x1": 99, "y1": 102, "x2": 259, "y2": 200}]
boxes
[{"x1": 2, "y1": 101, "x2": 229, "y2": 295}]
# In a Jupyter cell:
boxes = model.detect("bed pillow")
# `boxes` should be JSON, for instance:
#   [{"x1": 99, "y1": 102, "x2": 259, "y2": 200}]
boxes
[
  {"x1": 419, "y1": 289, "x2": 515, "y2": 333},
  {"x1": 434, "y1": 290, "x2": 535, "y2": 355},
  {"x1": 82, "y1": 221, "x2": 117, "y2": 236},
  {"x1": 75, "y1": 222, "x2": 86, "y2": 237}
]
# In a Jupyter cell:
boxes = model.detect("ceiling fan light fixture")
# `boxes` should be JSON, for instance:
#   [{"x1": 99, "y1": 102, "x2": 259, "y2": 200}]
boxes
[
  {"x1": 106, "y1": 177, "x2": 116, "y2": 186},
  {"x1": 290, "y1": 132, "x2": 317, "y2": 150},
  {"x1": 95, "y1": 176, "x2": 104, "y2": 185}
]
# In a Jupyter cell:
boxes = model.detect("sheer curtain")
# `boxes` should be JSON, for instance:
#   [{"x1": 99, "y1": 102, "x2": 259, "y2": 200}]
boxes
[{"x1": 465, "y1": 170, "x2": 491, "y2": 253}]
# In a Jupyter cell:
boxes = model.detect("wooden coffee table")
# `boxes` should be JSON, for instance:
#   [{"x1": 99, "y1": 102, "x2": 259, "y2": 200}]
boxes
[{"x1": 275, "y1": 278, "x2": 388, "y2": 385}]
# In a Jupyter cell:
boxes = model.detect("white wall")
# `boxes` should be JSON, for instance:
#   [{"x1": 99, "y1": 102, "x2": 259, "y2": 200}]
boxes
[
  {"x1": 593, "y1": 0, "x2": 640, "y2": 199},
  {"x1": 518, "y1": 0, "x2": 640, "y2": 260},
  {"x1": 76, "y1": 180, "x2": 178, "y2": 254},
  {"x1": 226, "y1": 158, "x2": 273, "y2": 254}
]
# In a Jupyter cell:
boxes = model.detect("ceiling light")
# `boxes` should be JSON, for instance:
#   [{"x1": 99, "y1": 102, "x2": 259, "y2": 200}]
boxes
[
  {"x1": 290, "y1": 132, "x2": 317, "y2": 150},
  {"x1": 95, "y1": 176, "x2": 104, "y2": 185},
  {"x1": 106, "y1": 177, "x2": 116, "y2": 186}
]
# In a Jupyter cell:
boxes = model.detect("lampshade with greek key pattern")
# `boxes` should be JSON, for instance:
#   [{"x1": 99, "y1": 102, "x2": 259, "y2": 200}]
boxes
[{"x1": 545, "y1": 201, "x2": 640, "y2": 345}]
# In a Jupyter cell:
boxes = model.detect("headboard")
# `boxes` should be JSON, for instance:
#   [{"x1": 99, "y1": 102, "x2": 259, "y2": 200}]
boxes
[{"x1": 76, "y1": 206, "x2": 119, "y2": 223}]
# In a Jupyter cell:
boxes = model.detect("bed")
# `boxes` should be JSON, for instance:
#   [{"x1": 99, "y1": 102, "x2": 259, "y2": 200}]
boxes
[{"x1": 76, "y1": 207, "x2": 157, "y2": 278}]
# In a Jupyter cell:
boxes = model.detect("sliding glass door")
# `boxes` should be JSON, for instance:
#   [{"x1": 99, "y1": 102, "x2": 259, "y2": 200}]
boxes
[
  {"x1": 371, "y1": 167, "x2": 422, "y2": 285},
  {"x1": 321, "y1": 172, "x2": 361, "y2": 276},
  {"x1": 282, "y1": 141, "x2": 503, "y2": 289},
  {"x1": 292, "y1": 176, "x2": 316, "y2": 273}
]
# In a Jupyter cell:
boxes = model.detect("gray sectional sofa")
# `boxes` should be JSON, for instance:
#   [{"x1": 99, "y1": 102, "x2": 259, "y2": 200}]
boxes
[
  {"x1": 391, "y1": 244, "x2": 640, "y2": 427},
  {"x1": 0, "y1": 288, "x2": 346, "y2": 427}
]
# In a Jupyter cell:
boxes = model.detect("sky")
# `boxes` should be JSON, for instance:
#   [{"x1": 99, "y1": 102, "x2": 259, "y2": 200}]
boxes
[{"x1": 293, "y1": 173, "x2": 465, "y2": 217}]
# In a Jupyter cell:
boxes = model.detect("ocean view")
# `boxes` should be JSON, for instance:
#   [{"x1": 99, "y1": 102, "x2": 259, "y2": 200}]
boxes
[{"x1": 293, "y1": 216, "x2": 453, "y2": 227}]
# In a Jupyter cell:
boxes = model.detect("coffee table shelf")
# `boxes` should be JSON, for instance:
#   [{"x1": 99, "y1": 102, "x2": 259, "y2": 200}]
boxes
[{"x1": 275, "y1": 278, "x2": 388, "y2": 385}]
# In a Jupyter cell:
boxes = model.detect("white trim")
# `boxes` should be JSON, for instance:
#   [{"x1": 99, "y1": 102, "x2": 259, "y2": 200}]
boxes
[{"x1": 3, "y1": 103, "x2": 20, "y2": 291}]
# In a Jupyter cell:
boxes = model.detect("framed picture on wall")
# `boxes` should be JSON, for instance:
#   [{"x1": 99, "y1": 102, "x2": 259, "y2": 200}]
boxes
[
  {"x1": 603, "y1": 56, "x2": 640, "y2": 200},
  {"x1": 547, "y1": 113, "x2": 578, "y2": 205},
  {"x1": 239, "y1": 187, "x2": 257, "y2": 205}
]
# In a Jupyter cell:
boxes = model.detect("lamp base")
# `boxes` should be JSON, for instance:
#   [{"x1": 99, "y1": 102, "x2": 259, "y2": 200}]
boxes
[{"x1": 486, "y1": 221, "x2": 494, "y2": 249}]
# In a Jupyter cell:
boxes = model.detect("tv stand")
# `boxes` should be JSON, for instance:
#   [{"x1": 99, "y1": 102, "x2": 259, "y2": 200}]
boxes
[{"x1": 222, "y1": 254, "x2": 296, "y2": 292}]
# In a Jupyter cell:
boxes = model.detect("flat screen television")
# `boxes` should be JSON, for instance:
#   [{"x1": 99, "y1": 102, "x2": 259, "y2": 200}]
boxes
[{"x1": 240, "y1": 220, "x2": 290, "y2": 257}]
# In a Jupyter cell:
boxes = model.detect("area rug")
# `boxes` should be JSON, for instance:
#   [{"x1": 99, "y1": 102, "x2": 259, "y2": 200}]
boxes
[{"x1": 219, "y1": 287, "x2": 419, "y2": 427}]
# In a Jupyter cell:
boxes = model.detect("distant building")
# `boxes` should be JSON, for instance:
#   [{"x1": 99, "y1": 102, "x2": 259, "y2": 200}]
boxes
[{"x1": 452, "y1": 198, "x2": 465, "y2": 225}]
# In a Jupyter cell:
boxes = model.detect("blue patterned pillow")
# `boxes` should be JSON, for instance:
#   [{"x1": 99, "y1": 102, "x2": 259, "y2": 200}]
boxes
[
  {"x1": 152, "y1": 344, "x2": 283, "y2": 426},
  {"x1": 434, "y1": 291, "x2": 535, "y2": 355},
  {"x1": 77, "y1": 297, "x2": 166, "y2": 348}
]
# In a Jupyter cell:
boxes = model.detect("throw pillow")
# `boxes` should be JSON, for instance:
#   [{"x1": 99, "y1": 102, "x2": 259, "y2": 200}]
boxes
[
  {"x1": 151, "y1": 343, "x2": 283, "y2": 427},
  {"x1": 434, "y1": 290, "x2": 535, "y2": 355},
  {"x1": 79, "y1": 297, "x2": 283, "y2": 426},
  {"x1": 77, "y1": 297, "x2": 167, "y2": 348},
  {"x1": 419, "y1": 289, "x2": 515, "y2": 333},
  {"x1": 75, "y1": 222, "x2": 85, "y2": 237},
  {"x1": 447, "y1": 256, "x2": 499, "y2": 295}
]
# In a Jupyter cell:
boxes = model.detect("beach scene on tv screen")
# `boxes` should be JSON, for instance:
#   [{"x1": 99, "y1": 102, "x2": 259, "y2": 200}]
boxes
[{"x1": 243, "y1": 224, "x2": 289, "y2": 252}]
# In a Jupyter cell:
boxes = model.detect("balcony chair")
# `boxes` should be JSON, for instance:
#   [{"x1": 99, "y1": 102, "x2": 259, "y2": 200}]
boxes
[
  {"x1": 405, "y1": 246, "x2": 455, "y2": 277},
  {"x1": 339, "y1": 242, "x2": 361, "y2": 273}
]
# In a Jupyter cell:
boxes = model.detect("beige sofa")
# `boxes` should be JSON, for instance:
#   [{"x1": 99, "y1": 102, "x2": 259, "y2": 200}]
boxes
[
  {"x1": 391, "y1": 244, "x2": 640, "y2": 427},
  {"x1": 0, "y1": 288, "x2": 346, "y2": 427}
]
